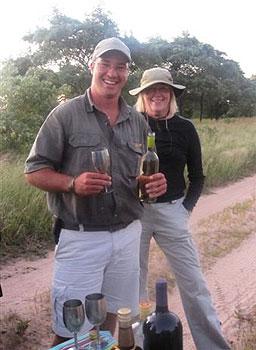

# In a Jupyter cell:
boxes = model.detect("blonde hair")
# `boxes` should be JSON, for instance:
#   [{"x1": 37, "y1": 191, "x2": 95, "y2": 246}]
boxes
[{"x1": 135, "y1": 88, "x2": 178, "y2": 118}]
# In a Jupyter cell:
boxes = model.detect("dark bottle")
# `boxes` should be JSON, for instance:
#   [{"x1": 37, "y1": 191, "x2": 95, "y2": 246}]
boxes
[
  {"x1": 117, "y1": 307, "x2": 142, "y2": 350},
  {"x1": 143, "y1": 279, "x2": 183, "y2": 350},
  {"x1": 139, "y1": 132, "x2": 159, "y2": 203}
]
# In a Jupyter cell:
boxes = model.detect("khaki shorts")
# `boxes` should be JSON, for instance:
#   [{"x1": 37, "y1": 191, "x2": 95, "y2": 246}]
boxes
[{"x1": 52, "y1": 220, "x2": 141, "y2": 337}]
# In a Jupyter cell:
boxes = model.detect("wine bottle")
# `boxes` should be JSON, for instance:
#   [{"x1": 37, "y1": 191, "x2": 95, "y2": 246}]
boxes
[
  {"x1": 143, "y1": 279, "x2": 183, "y2": 350},
  {"x1": 117, "y1": 307, "x2": 142, "y2": 350},
  {"x1": 132, "y1": 302, "x2": 152, "y2": 349},
  {"x1": 139, "y1": 132, "x2": 159, "y2": 203}
]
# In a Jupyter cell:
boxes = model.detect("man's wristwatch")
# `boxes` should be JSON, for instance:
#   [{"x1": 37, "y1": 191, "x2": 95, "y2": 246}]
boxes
[{"x1": 67, "y1": 176, "x2": 76, "y2": 193}]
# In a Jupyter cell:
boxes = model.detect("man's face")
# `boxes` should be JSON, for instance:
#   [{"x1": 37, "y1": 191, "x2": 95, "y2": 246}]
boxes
[{"x1": 90, "y1": 51, "x2": 129, "y2": 99}]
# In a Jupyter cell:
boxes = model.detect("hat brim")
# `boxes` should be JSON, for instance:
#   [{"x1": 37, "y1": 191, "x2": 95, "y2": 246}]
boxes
[
  {"x1": 129, "y1": 80, "x2": 185, "y2": 97},
  {"x1": 95, "y1": 49, "x2": 131, "y2": 62}
]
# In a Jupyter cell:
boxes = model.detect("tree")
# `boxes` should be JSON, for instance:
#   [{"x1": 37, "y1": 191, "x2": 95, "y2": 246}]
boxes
[
  {"x1": 23, "y1": 7, "x2": 119, "y2": 69},
  {"x1": 0, "y1": 64, "x2": 60, "y2": 151},
  {"x1": 22, "y1": 11, "x2": 255, "y2": 119},
  {"x1": 164, "y1": 33, "x2": 255, "y2": 119},
  {"x1": 57, "y1": 64, "x2": 91, "y2": 96},
  {"x1": 1, "y1": 8, "x2": 256, "y2": 154}
]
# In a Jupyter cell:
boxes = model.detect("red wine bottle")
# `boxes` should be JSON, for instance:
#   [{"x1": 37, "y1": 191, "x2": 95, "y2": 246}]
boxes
[{"x1": 143, "y1": 279, "x2": 183, "y2": 350}]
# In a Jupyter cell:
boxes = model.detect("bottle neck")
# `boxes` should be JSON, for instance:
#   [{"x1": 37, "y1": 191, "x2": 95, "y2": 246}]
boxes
[
  {"x1": 147, "y1": 133, "x2": 156, "y2": 151},
  {"x1": 155, "y1": 280, "x2": 169, "y2": 313},
  {"x1": 118, "y1": 324, "x2": 136, "y2": 350}
]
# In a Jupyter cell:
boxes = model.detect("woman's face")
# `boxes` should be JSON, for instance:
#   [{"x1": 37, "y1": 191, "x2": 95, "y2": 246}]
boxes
[{"x1": 142, "y1": 83, "x2": 172, "y2": 118}]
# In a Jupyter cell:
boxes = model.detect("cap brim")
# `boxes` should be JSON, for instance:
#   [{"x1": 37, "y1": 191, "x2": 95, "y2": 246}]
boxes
[
  {"x1": 95, "y1": 49, "x2": 131, "y2": 62},
  {"x1": 129, "y1": 81, "x2": 185, "y2": 97}
]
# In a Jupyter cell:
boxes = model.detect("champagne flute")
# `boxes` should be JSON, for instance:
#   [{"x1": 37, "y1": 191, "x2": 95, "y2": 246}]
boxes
[
  {"x1": 63, "y1": 299, "x2": 85, "y2": 350},
  {"x1": 91, "y1": 147, "x2": 113, "y2": 194},
  {"x1": 85, "y1": 293, "x2": 107, "y2": 349}
]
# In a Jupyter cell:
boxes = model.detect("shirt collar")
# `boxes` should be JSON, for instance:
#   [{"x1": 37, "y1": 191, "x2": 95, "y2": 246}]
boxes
[{"x1": 84, "y1": 88, "x2": 132, "y2": 122}]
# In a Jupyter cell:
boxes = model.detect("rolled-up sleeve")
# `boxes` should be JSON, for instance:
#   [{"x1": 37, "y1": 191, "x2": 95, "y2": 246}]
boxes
[{"x1": 24, "y1": 107, "x2": 66, "y2": 174}]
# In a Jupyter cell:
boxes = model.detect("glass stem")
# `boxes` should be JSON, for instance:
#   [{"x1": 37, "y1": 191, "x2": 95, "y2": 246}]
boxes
[
  {"x1": 74, "y1": 331, "x2": 79, "y2": 350},
  {"x1": 96, "y1": 325, "x2": 101, "y2": 347}
]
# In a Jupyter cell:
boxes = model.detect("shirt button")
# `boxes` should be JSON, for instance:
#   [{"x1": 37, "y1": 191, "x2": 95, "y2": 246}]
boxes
[{"x1": 114, "y1": 214, "x2": 118, "y2": 218}]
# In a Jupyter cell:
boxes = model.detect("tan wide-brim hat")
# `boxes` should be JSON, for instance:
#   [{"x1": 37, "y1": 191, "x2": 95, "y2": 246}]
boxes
[{"x1": 129, "y1": 67, "x2": 185, "y2": 97}]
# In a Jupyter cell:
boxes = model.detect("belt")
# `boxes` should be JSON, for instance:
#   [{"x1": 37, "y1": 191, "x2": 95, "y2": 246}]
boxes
[{"x1": 61, "y1": 221, "x2": 132, "y2": 233}]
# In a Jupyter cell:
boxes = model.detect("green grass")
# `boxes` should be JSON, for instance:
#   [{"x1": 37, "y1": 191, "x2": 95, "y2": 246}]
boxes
[
  {"x1": 195, "y1": 117, "x2": 256, "y2": 189},
  {"x1": 0, "y1": 154, "x2": 53, "y2": 262}
]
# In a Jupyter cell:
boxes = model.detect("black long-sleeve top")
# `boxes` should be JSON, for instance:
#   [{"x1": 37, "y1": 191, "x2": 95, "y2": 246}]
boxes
[{"x1": 147, "y1": 113, "x2": 205, "y2": 212}]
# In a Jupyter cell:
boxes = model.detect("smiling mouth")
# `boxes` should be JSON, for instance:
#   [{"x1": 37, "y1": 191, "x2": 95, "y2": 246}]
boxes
[
  {"x1": 104, "y1": 79, "x2": 118, "y2": 86},
  {"x1": 151, "y1": 99, "x2": 163, "y2": 103}
]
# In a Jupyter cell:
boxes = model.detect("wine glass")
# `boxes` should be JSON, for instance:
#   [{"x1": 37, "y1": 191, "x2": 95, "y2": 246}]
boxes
[
  {"x1": 91, "y1": 147, "x2": 113, "y2": 194},
  {"x1": 85, "y1": 293, "x2": 107, "y2": 349},
  {"x1": 63, "y1": 299, "x2": 85, "y2": 350}
]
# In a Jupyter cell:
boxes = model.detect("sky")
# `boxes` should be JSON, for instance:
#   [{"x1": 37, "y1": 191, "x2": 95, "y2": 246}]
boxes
[{"x1": 1, "y1": 0, "x2": 255, "y2": 78}]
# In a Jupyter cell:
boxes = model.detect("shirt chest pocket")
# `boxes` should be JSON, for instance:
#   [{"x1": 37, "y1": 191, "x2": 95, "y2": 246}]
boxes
[
  {"x1": 120, "y1": 141, "x2": 144, "y2": 177},
  {"x1": 67, "y1": 133, "x2": 102, "y2": 173}
]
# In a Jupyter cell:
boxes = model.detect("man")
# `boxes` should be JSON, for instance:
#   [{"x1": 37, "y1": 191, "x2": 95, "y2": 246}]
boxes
[{"x1": 24, "y1": 37, "x2": 166, "y2": 346}]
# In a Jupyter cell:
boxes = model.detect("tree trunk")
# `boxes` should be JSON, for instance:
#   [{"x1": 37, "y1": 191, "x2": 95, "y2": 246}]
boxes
[{"x1": 200, "y1": 92, "x2": 204, "y2": 122}]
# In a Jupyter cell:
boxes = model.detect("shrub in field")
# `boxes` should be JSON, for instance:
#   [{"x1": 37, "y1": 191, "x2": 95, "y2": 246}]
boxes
[{"x1": 0, "y1": 64, "x2": 68, "y2": 153}]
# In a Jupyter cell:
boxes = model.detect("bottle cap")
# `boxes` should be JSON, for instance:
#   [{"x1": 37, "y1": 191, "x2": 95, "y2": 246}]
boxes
[
  {"x1": 156, "y1": 279, "x2": 168, "y2": 308},
  {"x1": 139, "y1": 302, "x2": 151, "y2": 319},
  {"x1": 156, "y1": 278, "x2": 167, "y2": 286},
  {"x1": 117, "y1": 307, "x2": 132, "y2": 322}
]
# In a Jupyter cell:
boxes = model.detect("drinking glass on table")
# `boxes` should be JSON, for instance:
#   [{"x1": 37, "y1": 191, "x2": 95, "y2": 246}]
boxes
[
  {"x1": 63, "y1": 299, "x2": 85, "y2": 350},
  {"x1": 85, "y1": 293, "x2": 107, "y2": 349},
  {"x1": 91, "y1": 147, "x2": 113, "y2": 194}
]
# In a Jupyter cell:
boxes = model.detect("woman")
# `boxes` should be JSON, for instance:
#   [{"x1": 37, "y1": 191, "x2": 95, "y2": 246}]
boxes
[{"x1": 129, "y1": 68, "x2": 231, "y2": 350}]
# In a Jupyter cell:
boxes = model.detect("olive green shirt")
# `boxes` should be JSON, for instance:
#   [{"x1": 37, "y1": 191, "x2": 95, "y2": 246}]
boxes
[{"x1": 25, "y1": 89, "x2": 149, "y2": 226}]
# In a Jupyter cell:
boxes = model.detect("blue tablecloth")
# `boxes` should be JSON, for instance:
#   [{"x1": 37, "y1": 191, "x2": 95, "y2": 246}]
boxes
[{"x1": 48, "y1": 331, "x2": 117, "y2": 350}]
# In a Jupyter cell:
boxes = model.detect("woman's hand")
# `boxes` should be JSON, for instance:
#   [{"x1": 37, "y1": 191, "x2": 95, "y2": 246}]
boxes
[{"x1": 138, "y1": 173, "x2": 167, "y2": 199}]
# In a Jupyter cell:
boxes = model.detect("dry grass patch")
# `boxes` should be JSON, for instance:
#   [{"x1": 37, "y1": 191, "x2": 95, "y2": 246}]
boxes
[
  {"x1": 0, "y1": 313, "x2": 30, "y2": 348},
  {"x1": 195, "y1": 196, "x2": 256, "y2": 269},
  {"x1": 0, "y1": 290, "x2": 52, "y2": 350},
  {"x1": 232, "y1": 305, "x2": 256, "y2": 350}
]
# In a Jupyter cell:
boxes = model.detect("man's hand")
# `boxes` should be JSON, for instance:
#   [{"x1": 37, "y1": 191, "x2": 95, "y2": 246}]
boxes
[
  {"x1": 138, "y1": 173, "x2": 167, "y2": 199},
  {"x1": 24, "y1": 168, "x2": 111, "y2": 196},
  {"x1": 74, "y1": 172, "x2": 111, "y2": 196}
]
